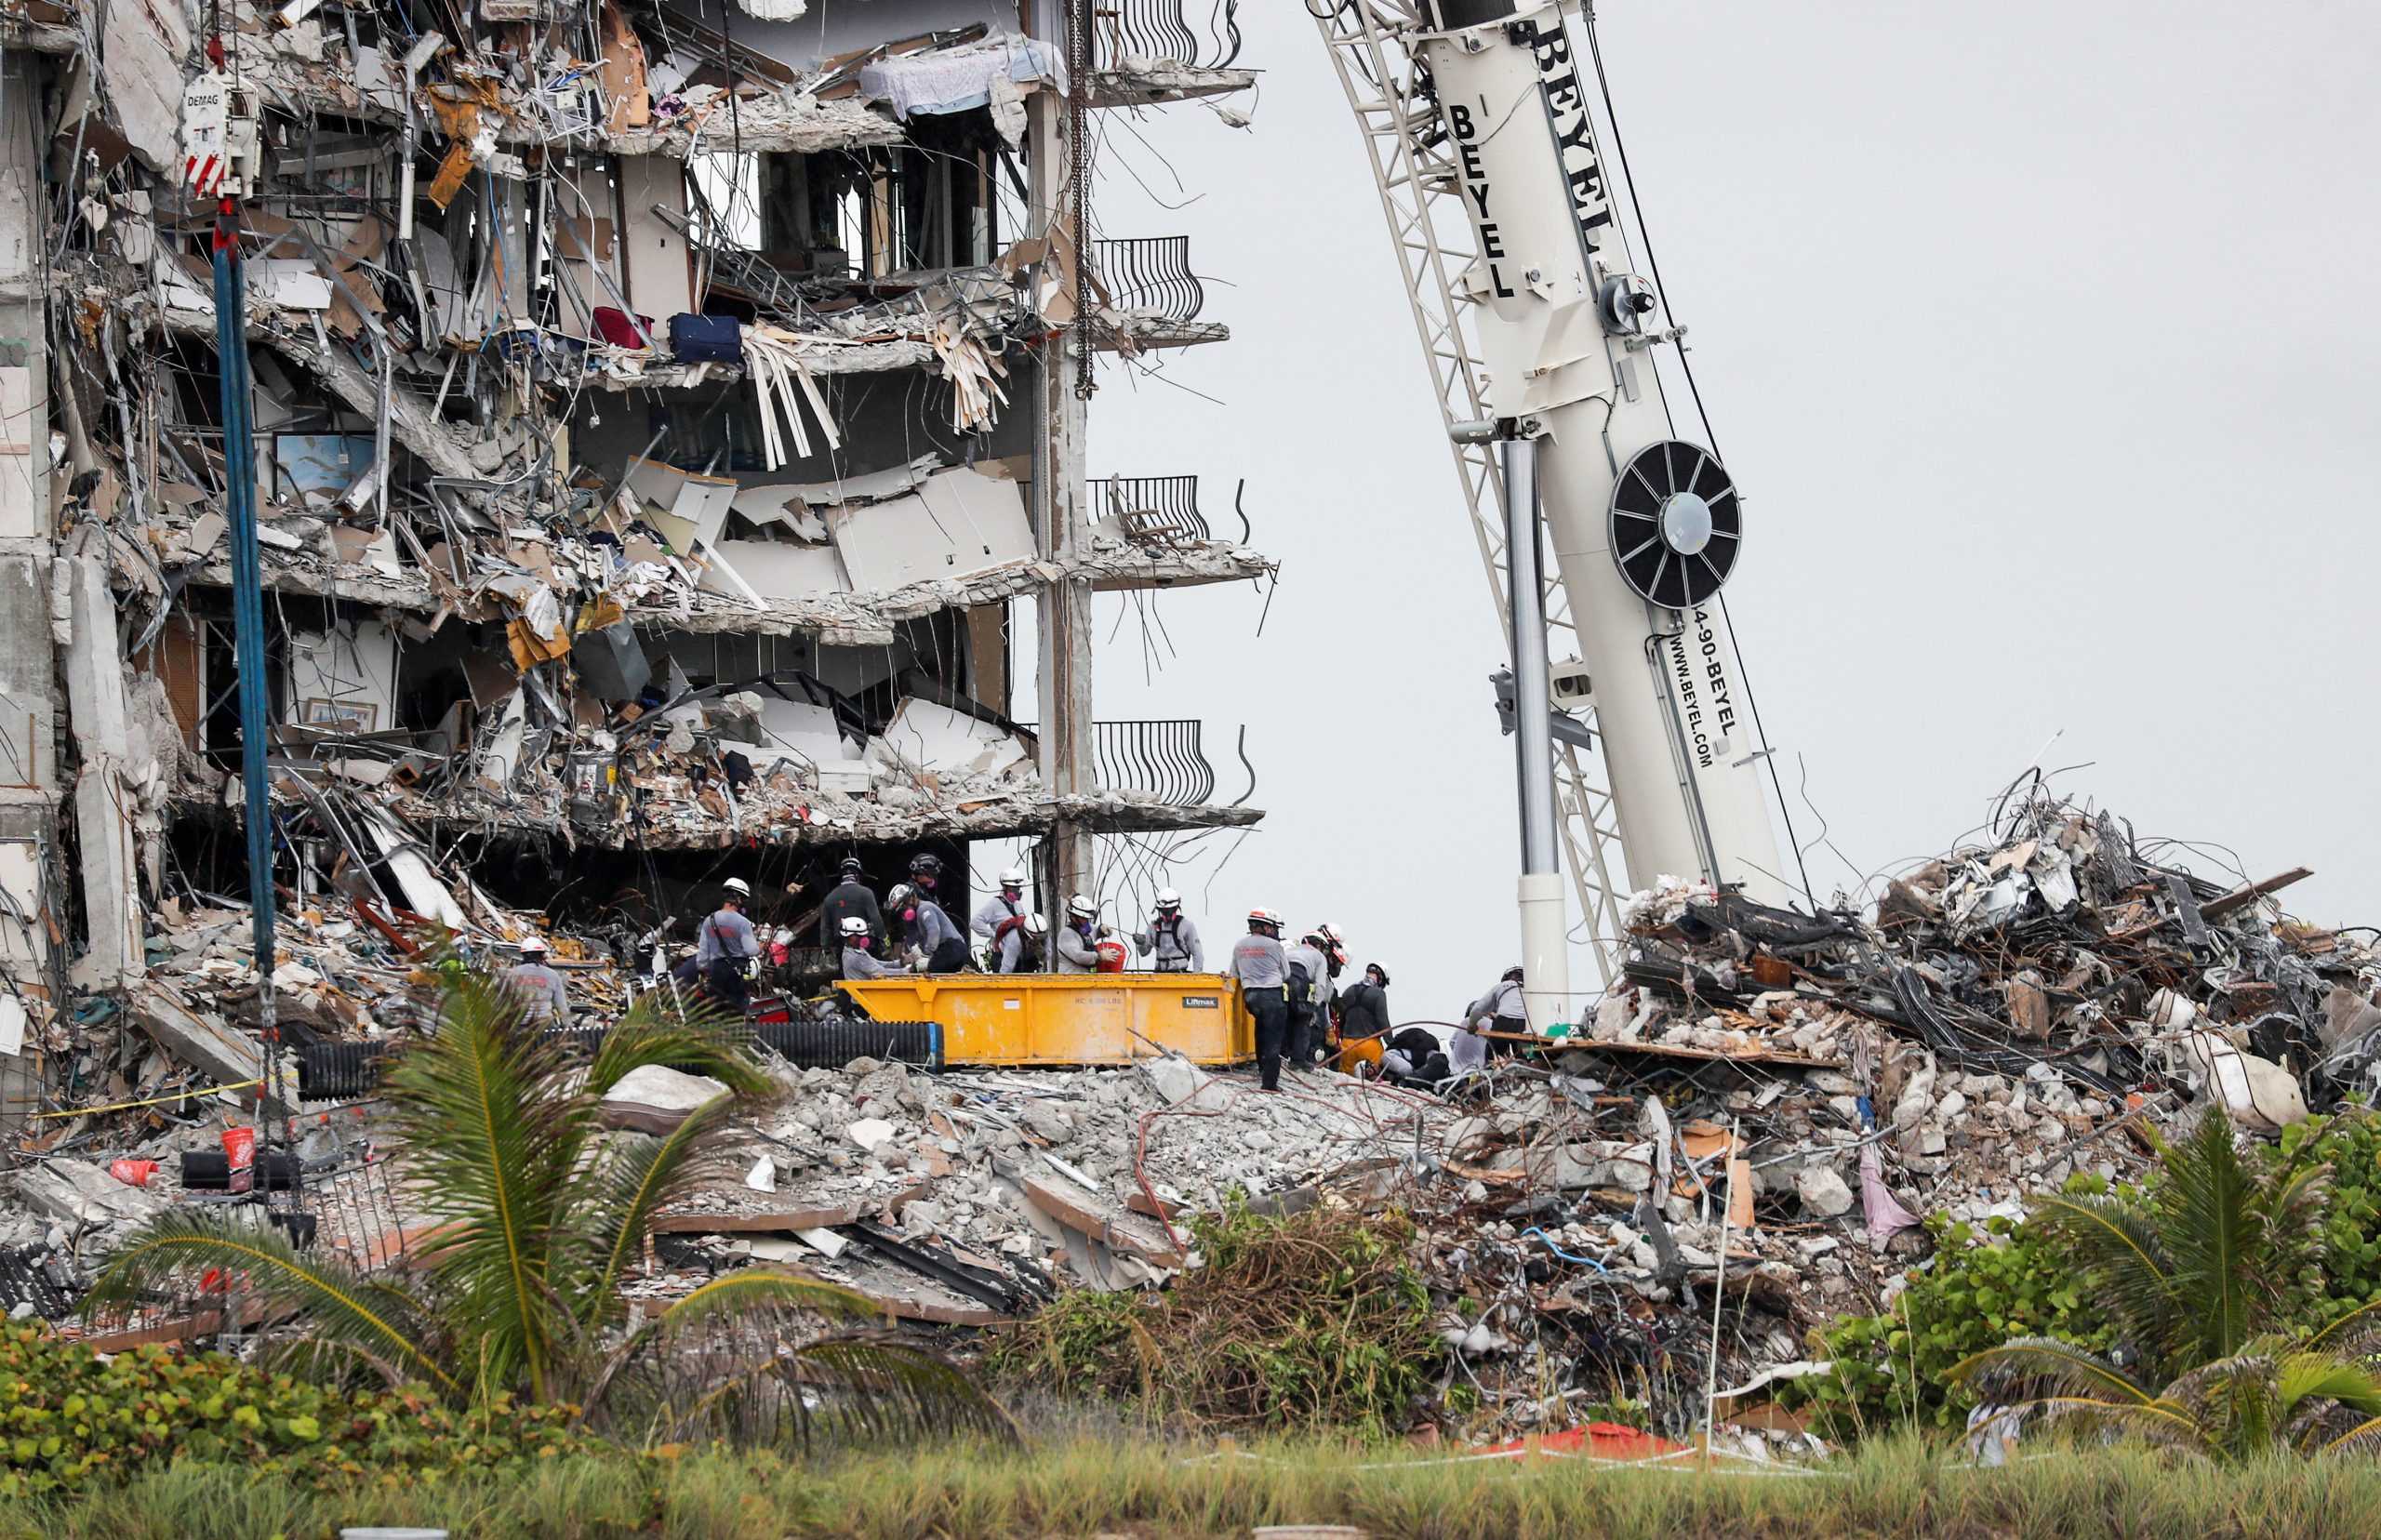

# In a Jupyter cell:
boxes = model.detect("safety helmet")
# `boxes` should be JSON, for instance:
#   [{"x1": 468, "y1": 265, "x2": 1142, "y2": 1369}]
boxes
[
  {"x1": 1503, "y1": 964, "x2": 1524, "y2": 982},
  {"x1": 1302, "y1": 930, "x2": 1325, "y2": 947},
  {"x1": 1246, "y1": 907, "x2": 1279, "y2": 934},
  {"x1": 839, "y1": 915, "x2": 871, "y2": 939},
  {"x1": 1155, "y1": 887, "x2": 1182, "y2": 911},
  {"x1": 723, "y1": 877, "x2": 752, "y2": 897},
  {"x1": 1023, "y1": 912, "x2": 1049, "y2": 936},
  {"x1": 839, "y1": 856, "x2": 864, "y2": 876},
  {"x1": 518, "y1": 936, "x2": 549, "y2": 957},
  {"x1": 910, "y1": 853, "x2": 944, "y2": 878},
  {"x1": 1366, "y1": 962, "x2": 1390, "y2": 987},
  {"x1": 1318, "y1": 922, "x2": 1345, "y2": 946},
  {"x1": 1067, "y1": 894, "x2": 1098, "y2": 921},
  {"x1": 998, "y1": 867, "x2": 1028, "y2": 889}
]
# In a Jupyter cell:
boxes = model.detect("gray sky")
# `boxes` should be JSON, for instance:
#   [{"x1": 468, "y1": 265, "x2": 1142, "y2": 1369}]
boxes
[{"x1": 1053, "y1": 1, "x2": 2381, "y2": 1019}]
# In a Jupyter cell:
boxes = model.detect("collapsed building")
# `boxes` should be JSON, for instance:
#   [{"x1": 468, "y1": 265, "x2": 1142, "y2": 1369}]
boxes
[{"x1": 0, "y1": 0, "x2": 1270, "y2": 1128}]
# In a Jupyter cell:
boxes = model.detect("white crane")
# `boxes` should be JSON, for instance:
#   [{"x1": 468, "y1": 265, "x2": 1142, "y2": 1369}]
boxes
[{"x1": 1311, "y1": 0, "x2": 1797, "y2": 1028}]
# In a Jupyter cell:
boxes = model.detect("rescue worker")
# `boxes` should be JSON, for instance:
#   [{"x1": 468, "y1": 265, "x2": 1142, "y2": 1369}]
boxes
[
  {"x1": 1053, "y1": 894, "x2": 1104, "y2": 973},
  {"x1": 500, "y1": 936, "x2": 572, "y2": 1026},
  {"x1": 1284, "y1": 929, "x2": 1333, "y2": 1071},
  {"x1": 998, "y1": 910, "x2": 1050, "y2": 974},
  {"x1": 1378, "y1": 1025, "x2": 1452, "y2": 1088},
  {"x1": 972, "y1": 868, "x2": 1031, "y2": 968},
  {"x1": 1228, "y1": 908, "x2": 1291, "y2": 1091},
  {"x1": 1132, "y1": 888, "x2": 1204, "y2": 973},
  {"x1": 839, "y1": 914, "x2": 910, "y2": 980},
  {"x1": 1457, "y1": 964, "x2": 1530, "y2": 1073},
  {"x1": 897, "y1": 853, "x2": 970, "y2": 973},
  {"x1": 694, "y1": 878, "x2": 761, "y2": 1013},
  {"x1": 1312, "y1": 923, "x2": 1350, "y2": 1042},
  {"x1": 1335, "y1": 962, "x2": 1392, "y2": 1074},
  {"x1": 818, "y1": 856, "x2": 883, "y2": 949}
]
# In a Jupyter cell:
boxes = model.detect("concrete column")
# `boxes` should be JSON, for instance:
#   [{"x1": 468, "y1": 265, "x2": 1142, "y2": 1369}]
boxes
[
  {"x1": 1027, "y1": 7, "x2": 1095, "y2": 915},
  {"x1": 60, "y1": 524, "x2": 143, "y2": 991},
  {"x1": 0, "y1": 50, "x2": 59, "y2": 1130}
]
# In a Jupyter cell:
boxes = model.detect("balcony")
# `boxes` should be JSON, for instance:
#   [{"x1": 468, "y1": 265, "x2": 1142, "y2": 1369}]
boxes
[
  {"x1": 1094, "y1": 0, "x2": 1244, "y2": 71},
  {"x1": 1100, "y1": 474, "x2": 1255, "y2": 547},
  {"x1": 1089, "y1": 236, "x2": 1228, "y2": 351},
  {"x1": 1020, "y1": 718, "x2": 1248, "y2": 810},
  {"x1": 1084, "y1": 0, "x2": 1253, "y2": 108}
]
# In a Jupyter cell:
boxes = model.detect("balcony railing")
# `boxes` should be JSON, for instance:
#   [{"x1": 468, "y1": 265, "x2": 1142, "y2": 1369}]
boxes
[
  {"x1": 1096, "y1": 719, "x2": 1217, "y2": 804},
  {"x1": 1093, "y1": 0, "x2": 1244, "y2": 71},
  {"x1": 1022, "y1": 718, "x2": 1224, "y2": 805},
  {"x1": 1091, "y1": 235, "x2": 1205, "y2": 323}
]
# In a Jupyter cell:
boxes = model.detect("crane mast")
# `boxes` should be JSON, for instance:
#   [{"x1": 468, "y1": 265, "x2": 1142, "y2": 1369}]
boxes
[{"x1": 1315, "y1": 0, "x2": 1793, "y2": 1022}]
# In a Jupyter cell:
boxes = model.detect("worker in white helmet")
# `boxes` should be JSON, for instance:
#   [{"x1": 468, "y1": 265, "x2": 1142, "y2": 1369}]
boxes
[
  {"x1": 1456, "y1": 964, "x2": 1529, "y2": 1074},
  {"x1": 1132, "y1": 888, "x2": 1204, "y2": 973},
  {"x1": 500, "y1": 936, "x2": 572, "y2": 1026},
  {"x1": 1053, "y1": 894, "x2": 1104, "y2": 973},
  {"x1": 1284, "y1": 928, "x2": 1333, "y2": 1072},
  {"x1": 1226, "y1": 908, "x2": 1290, "y2": 1091},
  {"x1": 839, "y1": 914, "x2": 909, "y2": 980},
  {"x1": 693, "y1": 878, "x2": 760, "y2": 1012},
  {"x1": 997, "y1": 911, "x2": 1049, "y2": 974},
  {"x1": 972, "y1": 867, "x2": 1032, "y2": 967}
]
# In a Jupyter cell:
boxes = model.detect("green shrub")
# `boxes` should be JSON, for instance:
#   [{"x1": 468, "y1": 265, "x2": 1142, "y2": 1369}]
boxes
[
  {"x1": 1783, "y1": 1210, "x2": 2112, "y2": 1437},
  {"x1": 2281, "y1": 1107, "x2": 2381, "y2": 1330},
  {"x1": 0, "y1": 1325, "x2": 585, "y2": 1497},
  {"x1": 988, "y1": 1201, "x2": 1438, "y2": 1436}
]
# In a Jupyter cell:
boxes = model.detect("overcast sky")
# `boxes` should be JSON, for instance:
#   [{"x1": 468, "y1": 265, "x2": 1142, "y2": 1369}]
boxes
[{"x1": 1024, "y1": 1, "x2": 2381, "y2": 1020}]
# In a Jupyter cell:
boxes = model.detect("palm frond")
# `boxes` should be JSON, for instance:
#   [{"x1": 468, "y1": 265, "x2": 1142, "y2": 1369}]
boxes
[
  {"x1": 2306, "y1": 1295, "x2": 2381, "y2": 1355},
  {"x1": 2276, "y1": 1353, "x2": 2381, "y2": 1417},
  {"x1": 379, "y1": 973, "x2": 597, "y2": 1403},
  {"x1": 585, "y1": 997, "x2": 772, "y2": 1101},
  {"x1": 578, "y1": 1096, "x2": 736, "y2": 1333},
  {"x1": 2027, "y1": 1395, "x2": 2221, "y2": 1460},
  {"x1": 2024, "y1": 1191, "x2": 2182, "y2": 1366},
  {"x1": 1948, "y1": 1337, "x2": 2159, "y2": 1406},
  {"x1": 2153, "y1": 1107, "x2": 2267, "y2": 1363},
  {"x1": 2320, "y1": 1411, "x2": 2381, "y2": 1456},
  {"x1": 81, "y1": 1211, "x2": 457, "y2": 1397},
  {"x1": 654, "y1": 1266, "x2": 884, "y2": 1329}
]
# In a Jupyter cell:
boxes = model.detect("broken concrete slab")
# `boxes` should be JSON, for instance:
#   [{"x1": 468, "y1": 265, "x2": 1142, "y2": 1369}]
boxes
[{"x1": 598, "y1": 1064, "x2": 730, "y2": 1135}]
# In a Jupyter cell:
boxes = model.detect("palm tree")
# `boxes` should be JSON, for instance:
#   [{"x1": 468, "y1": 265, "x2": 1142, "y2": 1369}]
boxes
[
  {"x1": 1949, "y1": 1106, "x2": 2381, "y2": 1461},
  {"x1": 84, "y1": 974, "x2": 1008, "y2": 1449}
]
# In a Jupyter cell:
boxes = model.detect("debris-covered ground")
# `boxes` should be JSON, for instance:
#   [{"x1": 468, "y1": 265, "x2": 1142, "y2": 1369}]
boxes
[{"x1": 18, "y1": 786, "x2": 2381, "y2": 1449}]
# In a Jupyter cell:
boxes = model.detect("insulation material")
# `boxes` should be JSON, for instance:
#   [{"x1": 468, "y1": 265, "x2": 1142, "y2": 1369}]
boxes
[
  {"x1": 856, "y1": 32, "x2": 1065, "y2": 120},
  {"x1": 286, "y1": 618, "x2": 398, "y2": 735},
  {"x1": 867, "y1": 697, "x2": 1028, "y2": 778},
  {"x1": 827, "y1": 466, "x2": 1033, "y2": 591},
  {"x1": 755, "y1": 696, "x2": 860, "y2": 770}
]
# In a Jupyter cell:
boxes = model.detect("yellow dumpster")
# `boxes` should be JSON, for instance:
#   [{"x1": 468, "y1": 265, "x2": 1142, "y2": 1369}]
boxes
[{"x1": 835, "y1": 973, "x2": 1254, "y2": 1067}]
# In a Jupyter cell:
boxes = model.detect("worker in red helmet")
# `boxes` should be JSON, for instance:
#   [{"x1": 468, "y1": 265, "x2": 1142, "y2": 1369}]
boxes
[{"x1": 1228, "y1": 908, "x2": 1290, "y2": 1091}]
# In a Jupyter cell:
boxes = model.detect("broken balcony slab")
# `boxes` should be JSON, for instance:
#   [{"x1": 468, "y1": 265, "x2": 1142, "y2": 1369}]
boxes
[{"x1": 1084, "y1": 65, "x2": 1258, "y2": 110}]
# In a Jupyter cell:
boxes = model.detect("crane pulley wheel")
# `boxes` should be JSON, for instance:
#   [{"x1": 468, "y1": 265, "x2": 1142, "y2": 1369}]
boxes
[{"x1": 1608, "y1": 440, "x2": 1742, "y2": 610}]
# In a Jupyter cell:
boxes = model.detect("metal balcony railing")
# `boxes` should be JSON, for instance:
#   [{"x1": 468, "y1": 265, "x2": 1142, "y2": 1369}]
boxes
[
  {"x1": 1023, "y1": 719, "x2": 1223, "y2": 805},
  {"x1": 1095, "y1": 719, "x2": 1217, "y2": 804},
  {"x1": 1092, "y1": 0, "x2": 1244, "y2": 71},
  {"x1": 1102, "y1": 474, "x2": 1207, "y2": 542},
  {"x1": 1091, "y1": 235, "x2": 1205, "y2": 323}
]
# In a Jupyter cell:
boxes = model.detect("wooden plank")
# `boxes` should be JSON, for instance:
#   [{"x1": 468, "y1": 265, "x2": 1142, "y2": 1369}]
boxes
[
  {"x1": 1508, "y1": 1033, "x2": 1843, "y2": 1070},
  {"x1": 2201, "y1": 867, "x2": 2314, "y2": 922}
]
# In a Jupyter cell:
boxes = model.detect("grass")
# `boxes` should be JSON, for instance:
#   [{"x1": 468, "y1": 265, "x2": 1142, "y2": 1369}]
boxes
[{"x1": 11, "y1": 1432, "x2": 2381, "y2": 1538}]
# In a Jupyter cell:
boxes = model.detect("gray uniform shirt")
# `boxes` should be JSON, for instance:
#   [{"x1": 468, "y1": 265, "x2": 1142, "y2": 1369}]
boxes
[
  {"x1": 502, "y1": 962, "x2": 571, "y2": 1023},
  {"x1": 1134, "y1": 914, "x2": 1204, "y2": 971},
  {"x1": 972, "y1": 893, "x2": 1027, "y2": 941},
  {"x1": 695, "y1": 908, "x2": 759, "y2": 964},
  {"x1": 998, "y1": 925, "x2": 1041, "y2": 973},
  {"x1": 1465, "y1": 979, "x2": 1526, "y2": 1028},
  {"x1": 1054, "y1": 923, "x2": 1100, "y2": 974},
  {"x1": 910, "y1": 897, "x2": 962, "y2": 952},
  {"x1": 842, "y1": 946, "x2": 907, "y2": 980},
  {"x1": 1284, "y1": 943, "x2": 1329, "y2": 1006},
  {"x1": 1226, "y1": 933, "x2": 1287, "y2": 989}
]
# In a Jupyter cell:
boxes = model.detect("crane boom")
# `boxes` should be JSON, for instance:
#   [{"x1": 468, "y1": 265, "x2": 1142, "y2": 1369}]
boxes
[{"x1": 1315, "y1": 0, "x2": 1793, "y2": 1017}]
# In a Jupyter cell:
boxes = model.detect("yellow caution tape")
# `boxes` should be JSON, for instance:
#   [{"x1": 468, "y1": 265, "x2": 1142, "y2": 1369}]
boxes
[{"x1": 29, "y1": 1078, "x2": 265, "y2": 1119}]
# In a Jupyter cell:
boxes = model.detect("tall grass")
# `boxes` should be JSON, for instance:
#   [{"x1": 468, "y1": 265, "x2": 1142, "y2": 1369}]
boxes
[{"x1": 9, "y1": 1434, "x2": 2381, "y2": 1538}]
